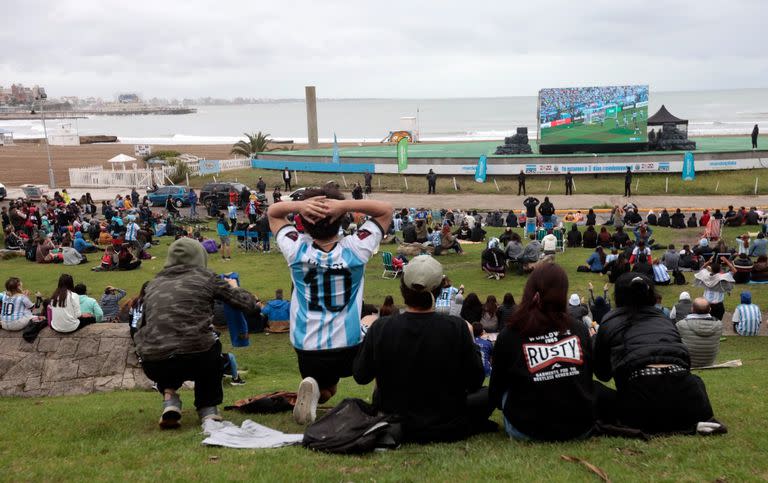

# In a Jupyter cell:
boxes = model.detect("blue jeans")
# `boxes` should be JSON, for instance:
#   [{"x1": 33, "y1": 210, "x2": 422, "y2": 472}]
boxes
[
  {"x1": 502, "y1": 392, "x2": 532, "y2": 441},
  {"x1": 501, "y1": 392, "x2": 591, "y2": 441}
]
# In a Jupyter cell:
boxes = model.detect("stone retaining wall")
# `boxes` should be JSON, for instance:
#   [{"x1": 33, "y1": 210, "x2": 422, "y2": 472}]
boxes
[{"x1": 0, "y1": 324, "x2": 153, "y2": 397}]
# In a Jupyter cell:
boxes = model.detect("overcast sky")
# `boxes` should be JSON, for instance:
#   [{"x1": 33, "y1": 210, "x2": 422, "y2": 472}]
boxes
[{"x1": 2, "y1": 0, "x2": 766, "y2": 99}]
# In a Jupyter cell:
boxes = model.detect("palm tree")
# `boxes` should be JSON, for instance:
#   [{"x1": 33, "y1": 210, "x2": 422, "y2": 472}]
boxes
[{"x1": 230, "y1": 132, "x2": 271, "y2": 158}]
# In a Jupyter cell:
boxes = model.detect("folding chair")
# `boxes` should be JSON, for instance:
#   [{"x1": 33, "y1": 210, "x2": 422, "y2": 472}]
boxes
[
  {"x1": 554, "y1": 229, "x2": 566, "y2": 253},
  {"x1": 381, "y1": 252, "x2": 402, "y2": 279}
]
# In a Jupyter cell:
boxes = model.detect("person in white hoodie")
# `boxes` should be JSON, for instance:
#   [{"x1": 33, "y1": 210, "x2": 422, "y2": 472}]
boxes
[{"x1": 50, "y1": 274, "x2": 92, "y2": 333}]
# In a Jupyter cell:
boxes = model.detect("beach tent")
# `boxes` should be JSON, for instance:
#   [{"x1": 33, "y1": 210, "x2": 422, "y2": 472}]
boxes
[
  {"x1": 648, "y1": 105, "x2": 689, "y2": 131},
  {"x1": 107, "y1": 153, "x2": 137, "y2": 169}
]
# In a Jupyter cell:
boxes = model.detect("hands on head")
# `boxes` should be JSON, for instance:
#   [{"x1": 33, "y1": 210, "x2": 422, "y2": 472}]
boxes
[{"x1": 299, "y1": 197, "x2": 347, "y2": 224}]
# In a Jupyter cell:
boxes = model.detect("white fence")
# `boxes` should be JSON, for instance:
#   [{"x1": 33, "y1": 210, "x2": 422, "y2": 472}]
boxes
[
  {"x1": 68, "y1": 166, "x2": 173, "y2": 189},
  {"x1": 68, "y1": 157, "x2": 253, "y2": 188}
]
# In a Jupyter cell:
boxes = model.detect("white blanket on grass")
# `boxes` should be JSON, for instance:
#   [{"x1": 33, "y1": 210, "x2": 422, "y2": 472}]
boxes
[{"x1": 202, "y1": 419, "x2": 303, "y2": 449}]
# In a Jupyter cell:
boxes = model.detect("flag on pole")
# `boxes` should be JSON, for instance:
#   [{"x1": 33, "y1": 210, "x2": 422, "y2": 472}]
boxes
[
  {"x1": 332, "y1": 132, "x2": 340, "y2": 164},
  {"x1": 475, "y1": 154, "x2": 487, "y2": 183},
  {"x1": 682, "y1": 151, "x2": 695, "y2": 181},
  {"x1": 397, "y1": 137, "x2": 409, "y2": 173}
]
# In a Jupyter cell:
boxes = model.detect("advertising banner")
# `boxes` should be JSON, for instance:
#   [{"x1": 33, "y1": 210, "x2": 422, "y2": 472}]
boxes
[
  {"x1": 682, "y1": 152, "x2": 695, "y2": 180},
  {"x1": 475, "y1": 154, "x2": 487, "y2": 182},
  {"x1": 397, "y1": 138, "x2": 408, "y2": 173},
  {"x1": 332, "y1": 133, "x2": 340, "y2": 165}
]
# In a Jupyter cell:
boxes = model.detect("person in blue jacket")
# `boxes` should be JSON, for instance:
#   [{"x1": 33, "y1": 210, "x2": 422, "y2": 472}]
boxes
[
  {"x1": 262, "y1": 288, "x2": 290, "y2": 323},
  {"x1": 188, "y1": 189, "x2": 198, "y2": 217},
  {"x1": 73, "y1": 231, "x2": 98, "y2": 253},
  {"x1": 585, "y1": 246, "x2": 606, "y2": 273}
]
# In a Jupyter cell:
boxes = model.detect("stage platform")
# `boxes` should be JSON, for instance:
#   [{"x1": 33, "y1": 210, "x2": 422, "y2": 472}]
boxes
[{"x1": 255, "y1": 137, "x2": 767, "y2": 176}]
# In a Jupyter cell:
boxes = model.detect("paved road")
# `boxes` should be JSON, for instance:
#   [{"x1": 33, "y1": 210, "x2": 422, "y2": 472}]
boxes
[{"x1": 5, "y1": 186, "x2": 767, "y2": 212}]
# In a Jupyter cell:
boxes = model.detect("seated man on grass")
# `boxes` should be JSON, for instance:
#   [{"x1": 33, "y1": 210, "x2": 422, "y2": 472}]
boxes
[
  {"x1": 676, "y1": 298, "x2": 723, "y2": 368},
  {"x1": 354, "y1": 255, "x2": 494, "y2": 443},
  {"x1": 262, "y1": 288, "x2": 291, "y2": 332},
  {"x1": 268, "y1": 186, "x2": 392, "y2": 425}
]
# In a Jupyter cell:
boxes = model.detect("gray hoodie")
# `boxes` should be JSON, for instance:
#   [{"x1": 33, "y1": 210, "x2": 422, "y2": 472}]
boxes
[
  {"x1": 676, "y1": 314, "x2": 723, "y2": 368},
  {"x1": 134, "y1": 237, "x2": 259, "y2": 361}
]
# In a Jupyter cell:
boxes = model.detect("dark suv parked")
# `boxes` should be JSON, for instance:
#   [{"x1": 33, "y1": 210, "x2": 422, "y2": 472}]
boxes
[{"x1": 200, "y1": 182, "x2": 250, "y2": 210}]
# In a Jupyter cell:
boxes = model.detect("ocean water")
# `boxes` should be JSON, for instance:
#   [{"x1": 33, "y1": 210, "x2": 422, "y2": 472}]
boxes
[{"x1": 3, "y1": 88, "x2": 766, "y2": 144}]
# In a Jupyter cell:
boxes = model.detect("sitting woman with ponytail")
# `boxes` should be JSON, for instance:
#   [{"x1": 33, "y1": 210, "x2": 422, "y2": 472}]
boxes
[
  {"x1": 489, "y1": 264, "x2": 595, "y2": 441},
  {"x1": 594, "y1": 272, "x2": 721, "y2": 435}
]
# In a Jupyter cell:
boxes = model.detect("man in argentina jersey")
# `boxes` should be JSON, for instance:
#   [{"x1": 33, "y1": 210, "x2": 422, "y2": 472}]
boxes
[{"x1": 269, "y1": 185, "x2": 392, "y2": 424}]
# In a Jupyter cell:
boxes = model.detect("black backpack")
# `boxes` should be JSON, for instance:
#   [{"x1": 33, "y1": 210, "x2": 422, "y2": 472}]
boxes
[
  {"x1": 303, "y1": 398, "x2": 401, "y2": 454},
  {"x1": 673, "y1": 270, "x2": 686, "y2": 285},
  {"x1": 25, "y1": 243, "x2": 37, "y2": 262}
]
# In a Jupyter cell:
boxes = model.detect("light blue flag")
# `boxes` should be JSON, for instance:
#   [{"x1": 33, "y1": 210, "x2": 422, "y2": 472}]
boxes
[
  {"x1": 475, "y1": 154, "x2": 487, "y2": 183},
  {"x1": 682, "y1": 151, "x2": 695, "y2": 181},
  {"x1": 198, "y1": 159, "x2": 221, "y2": 175},
  {"x1": 332, "y1": 133, "x2": 340, "y2": 164}
]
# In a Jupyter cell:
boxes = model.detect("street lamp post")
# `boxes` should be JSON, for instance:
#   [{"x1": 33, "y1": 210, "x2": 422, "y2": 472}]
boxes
[{"x1": 36, "y1": 93, "x2": 56, "y2": 189}]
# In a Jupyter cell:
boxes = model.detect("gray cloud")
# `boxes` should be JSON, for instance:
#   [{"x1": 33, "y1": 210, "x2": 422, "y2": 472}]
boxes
[{"x1": 1, "y1": 0, "x2": 766, "y2": 98}]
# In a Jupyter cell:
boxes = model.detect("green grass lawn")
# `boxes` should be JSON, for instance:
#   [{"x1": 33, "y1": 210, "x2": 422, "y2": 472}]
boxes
[
  {"x1": 196, "y1": 166, "x2": 768, "y2": 197},
  {"x1": 1, "y1": 225, "x2": 767, "y2": 481}
]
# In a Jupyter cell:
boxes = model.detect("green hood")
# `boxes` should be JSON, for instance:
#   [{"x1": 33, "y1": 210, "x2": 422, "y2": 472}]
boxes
[{"x1": 165, "y1": 237, "x2": 208, "y2": 269}]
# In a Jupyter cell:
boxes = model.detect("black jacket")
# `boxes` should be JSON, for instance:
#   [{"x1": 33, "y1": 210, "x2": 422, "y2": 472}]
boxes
[
  {"x1": 582, "y1": 229, "x2": 598, "y2": 249},
  {"x1": 586, "y1": 212, "x2": 596, "y2": 226},
  {"x1": 354, "y1": 312, "x2": 484, "y2": 443},
  {"x1": 567, "y1": 228, "x2": 582, "y2": 247},
  {"x1": 481, "y1": 247, "x2": 505, "y2": 268},
  {"x1": 470, "y1": 224, "x2": 486, "y2": 242},
  {"x1": 402, "y1": 224, "x2": 417, "y2": 243},
  {"x1": 594, "y1": 306, "x2": 689, "y2": 383},
  {"x1": 612, "y1": 231, "x2": 630, "y2": 247},
  {"x1": 489, "y1": 318, "x2": 595, "y2": 441},
  {"x1": 658, "y1": 211, "x2": 671, "y2": 227},
  {"x1": 523, "y1": 197, "x2": 539, "y2": 217},
  {"x1": 539, "y1": 201, "x2": 555, "y2": 217}
]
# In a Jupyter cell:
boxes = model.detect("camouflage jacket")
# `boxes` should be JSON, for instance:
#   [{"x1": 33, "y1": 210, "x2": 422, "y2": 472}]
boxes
[{"x1": 134, "y1": 265, "x2": 259, "y2": 361}]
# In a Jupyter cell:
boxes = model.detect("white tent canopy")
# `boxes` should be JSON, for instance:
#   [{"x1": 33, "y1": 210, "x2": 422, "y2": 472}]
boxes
[
  {"x1": 108, "y1": 153, "x2": 137, "y2": 163},
  {"x1": 107, "y1": 153, "x2": 137, "y2": 170}
]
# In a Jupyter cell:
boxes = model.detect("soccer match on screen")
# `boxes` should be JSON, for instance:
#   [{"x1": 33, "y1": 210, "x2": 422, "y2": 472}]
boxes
[{"x1": 538, "y1": 85, "x2": 649, "y2": 146}]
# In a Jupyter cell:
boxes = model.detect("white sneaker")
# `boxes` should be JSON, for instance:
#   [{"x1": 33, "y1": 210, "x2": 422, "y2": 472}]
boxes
[{"x1": 293, "y1": 377, "x2": 320, "y2": 425}]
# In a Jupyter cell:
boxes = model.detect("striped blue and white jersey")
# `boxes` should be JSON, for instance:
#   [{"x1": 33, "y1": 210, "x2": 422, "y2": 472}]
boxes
[
  {"x1": 732, "y1": 303, "x2": 762, "y2": 336},
  {"x1": 1, "y1": 293, "x2": 34, "y2": 322},
  {"x1": 125, "y1": 222, "x2": 140, "y2": 242},
  {"x1": 277, "y1": 220, "x2": 383, "y2": 351}
]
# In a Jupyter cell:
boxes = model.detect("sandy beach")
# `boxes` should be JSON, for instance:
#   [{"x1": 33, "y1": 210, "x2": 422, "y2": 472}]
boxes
[{"x1": 0, "y1": 141, "x2": 373, "y2": 187}]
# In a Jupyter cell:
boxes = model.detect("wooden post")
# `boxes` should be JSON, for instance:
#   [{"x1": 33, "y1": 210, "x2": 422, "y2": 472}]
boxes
[
  {"x1": 341, "y1": 174, "x2": 348, "y2": 187},
  {"x1": 635, "y1": 178, "x2": 639, "y2": 193},
  {"x1": 715, "y1": 180, "x2": 720, "y2": 192},
  {"x1": 403, "y1": 176, "x2": 408, "y2": 190},
  {"x1": 755, "y1": 177, "x2": 759, "y2": 195},
  {"x1": 453, "y1": 177, "x2": 458, "y2": 191},
  {"x1": 294, "y1": 170, "x2": 299, "y2": 184},
  {"x1": 185, "y1": 172, "x2": 190, "y2": 187},
  {"x1": 493, "y1": 178, "x2": 500, "y2": 192},
  {"x1": 665, "y1": 177, "x2": 668, "y2": 193},
  {"x1": 547, "y1": 180, "x2": 551, "y2": 193}
]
